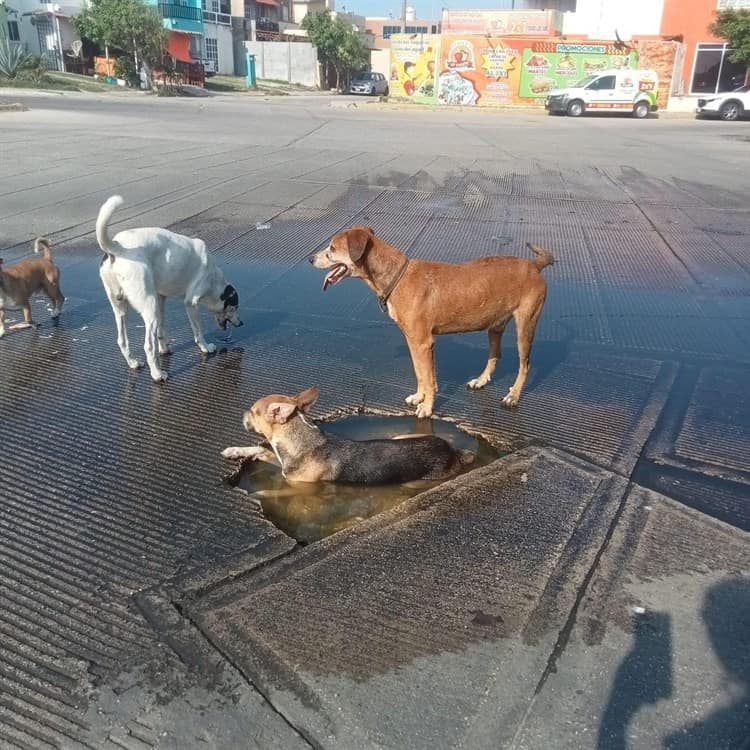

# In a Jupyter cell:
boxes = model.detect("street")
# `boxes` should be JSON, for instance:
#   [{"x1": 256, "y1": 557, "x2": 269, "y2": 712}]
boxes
[{"x1": 0, "y1": 91, "x2": 749, "y2": 749}]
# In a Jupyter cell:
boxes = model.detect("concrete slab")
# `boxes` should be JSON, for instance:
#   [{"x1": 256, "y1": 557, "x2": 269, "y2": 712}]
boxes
[
  {"x1": 188, "y1": 448, "x2": 629, "y2": 750},
  {"x1": 514, "y1": 485, "x2": 750, "y2": 750}
]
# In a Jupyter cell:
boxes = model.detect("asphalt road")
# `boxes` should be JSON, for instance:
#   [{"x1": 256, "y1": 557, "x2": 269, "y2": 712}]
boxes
[{"x1": 0, "y1": 90, "x2": 748, "y2": 750}]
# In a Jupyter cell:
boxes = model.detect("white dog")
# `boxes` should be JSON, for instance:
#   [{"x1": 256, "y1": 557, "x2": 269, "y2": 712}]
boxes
[{"x1": 96, "y1": 195, "x2": 242, "y2": 382}]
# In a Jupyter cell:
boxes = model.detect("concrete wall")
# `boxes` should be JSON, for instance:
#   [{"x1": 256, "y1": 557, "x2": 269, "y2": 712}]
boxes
[
  {"x1": 370, "y1": 47, "x2": 389, "y2": 79},
  {"x1": 244, "y1": 40, "x2": 317, "y2": 86},
  {"x1": 204, "y1": 21, "x2": 235, "y2": 75},
  {"x1": 563, "y1": 0, "x2": 664, "y2": 39}
]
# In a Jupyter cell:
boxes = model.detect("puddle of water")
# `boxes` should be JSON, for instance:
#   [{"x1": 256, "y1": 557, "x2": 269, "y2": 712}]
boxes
[{"x1": 229, "y1": 415, "x2": 501, "y2": 544}]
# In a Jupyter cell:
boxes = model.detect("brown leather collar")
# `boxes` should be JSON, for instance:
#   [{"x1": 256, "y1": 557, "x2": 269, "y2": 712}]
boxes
[{"x1": 378, "y1": 258, "x2": 409, "y2": 312}]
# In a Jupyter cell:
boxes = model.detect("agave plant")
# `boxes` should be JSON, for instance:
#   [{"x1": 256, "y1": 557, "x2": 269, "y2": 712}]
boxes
[{"x1": 0, "y1": 38, "x2": 31, "y2": 79}]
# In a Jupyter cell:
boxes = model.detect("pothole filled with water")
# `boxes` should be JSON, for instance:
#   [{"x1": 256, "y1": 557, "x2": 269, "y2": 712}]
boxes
[{"x1": 227, "y1": 415, "x2": 502, "y2": 544}]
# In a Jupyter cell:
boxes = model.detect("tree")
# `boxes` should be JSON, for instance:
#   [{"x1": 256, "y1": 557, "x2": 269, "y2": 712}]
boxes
[
  {"x1": 74, "y1": 0, "x2": 167, "y2": 71},
  {"x1": 337, "y1": 20, "x2": 368, "y2": 89},
  {"x1": 711, "y1": 9, "x2": 750, "y2": 70},
  {"x1": 302, "y1": 10, "x2": 368, "y2": 90}
]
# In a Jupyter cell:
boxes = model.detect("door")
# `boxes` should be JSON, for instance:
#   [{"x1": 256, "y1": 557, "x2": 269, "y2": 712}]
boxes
[
  {"x1": 35, "y1": 16, "x2": 60, "y2": 70},
  {"x1": 586, "y1": 74, "x2": 617, "y2": 109}
]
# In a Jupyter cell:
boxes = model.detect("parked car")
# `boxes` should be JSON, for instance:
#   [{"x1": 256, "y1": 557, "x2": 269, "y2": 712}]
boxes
[
  {"x1": 545, "y1": 69, "x2": 659, "y2": 118},
  {"x1": 696, "y1": 85, "x2": 750, "y2": 121},
  {"x1": 349, "y1": 72, "x2": 388, "y2": 96}
]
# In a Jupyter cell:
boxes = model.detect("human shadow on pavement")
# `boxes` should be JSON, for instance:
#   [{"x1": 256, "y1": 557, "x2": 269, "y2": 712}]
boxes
[
  {"x1": 597, "y1": 610, "x2": 673, "y2": 750},
  {"x1": 664, "y1": 577, "x2": 750, "y2": 750}
]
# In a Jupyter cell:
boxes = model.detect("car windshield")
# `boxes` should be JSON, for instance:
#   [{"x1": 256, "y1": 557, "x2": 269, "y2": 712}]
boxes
[
  {"x1": 575, "y1": 75, "x2": 598, "y2": 88},
  {"x1": 356, "y1": 73, "x2": 376, "y2": 81}
]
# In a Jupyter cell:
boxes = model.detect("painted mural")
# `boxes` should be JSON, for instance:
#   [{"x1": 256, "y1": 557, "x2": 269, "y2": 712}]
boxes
[
  {"x1": 389, "y1": 32, "x2": 676, "y2": 109},
  {"x1": 436, "y1": 36, "x2": 526, "y2": 106},
  {"x1": 519, "y1": 42, "x2": 639, "y2": 99},
  {"x1": 389, "y1": 35, "x2": 440, "y2": 104}
]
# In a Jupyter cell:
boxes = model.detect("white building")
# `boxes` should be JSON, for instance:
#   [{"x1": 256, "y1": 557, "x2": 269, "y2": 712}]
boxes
[
  {"x1": 5, "y1": 1, "x2": 86, "y2": 70},
  {"x1": 562, "y1": 0, "x2": 665, "y2": 40},
  {"x1": 202, "y1": 1, "x2": 235, "y2": 74}
]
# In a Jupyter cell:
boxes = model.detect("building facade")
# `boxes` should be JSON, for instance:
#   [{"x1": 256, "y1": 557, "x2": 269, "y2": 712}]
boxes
[
  {"x1": 661, "y1": 0, "x2": 749, "y2": 96},
  {"x1": 561, "y1": 0, "x2": 749, "y2": 99},
  {"x1": 146, "y1": 0, "x2": 204, "y2": 62},
  {"x1": 365, "y1": 16, "x2": 441, "y2": 50},
  {"x1": 201, "y1": 0, "x2": 234, "y2": 74},
  {"x1": 6, "y1": 0, "x2": 86, "y2": 70}
]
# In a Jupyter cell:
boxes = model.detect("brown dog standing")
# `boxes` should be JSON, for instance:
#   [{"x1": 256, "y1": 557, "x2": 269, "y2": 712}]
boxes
[
  {"x1": 311, "y1": 228, "x2": 553, "y2": 417},
  {"x1": 0, "y1": 238, "x2": 64, "y2": 338}
]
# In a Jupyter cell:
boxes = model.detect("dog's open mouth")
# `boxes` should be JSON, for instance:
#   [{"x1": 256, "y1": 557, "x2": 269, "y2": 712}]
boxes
[{"x1": 323, "y1": 264, "x2": 350, "y2": 291}]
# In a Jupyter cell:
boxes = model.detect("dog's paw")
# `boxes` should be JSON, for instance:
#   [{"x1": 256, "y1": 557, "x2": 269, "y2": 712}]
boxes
[
  {"x1": 128, "y1": 358, "x2": 145, "y2": 370},
  {"x1": 151, "y1": 369, "x2": 168, "y2": 383},
  {"x1": 199, "y1": 342, "x2": 217, "y2": 354},
  {"x1": 467, "y1": 376, "x2": 489, "y2": 390},
  {"x1": 159, "y1": 345, "x2": 173, "y2": 356},
  {"x1": 221, "y1": 446, "x2": 264, "y2": 461},
  {"x1": 405, "y1": 392, "x2": 425, "y2": 406},
  {"x1": 501, "y1": 391, "x2": 519, "y2": 407},
  {"x1": 415, "y1": 403, "x2": 433, "y2": 419},
  {"x1": 222, "y1": 446, "x2": 246, "y2": 460}
]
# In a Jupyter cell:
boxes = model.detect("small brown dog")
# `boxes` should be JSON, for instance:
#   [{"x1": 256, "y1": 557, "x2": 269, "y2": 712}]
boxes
[
  {"x1": 222, "y1": 386, "x2": 473, "y2": 483},
  {"x1": 0, "y1": 238, "x2": 64, "y2": 338},
  {"x1": 311, "y1": 228, "x2": 553, "y2": 417}
]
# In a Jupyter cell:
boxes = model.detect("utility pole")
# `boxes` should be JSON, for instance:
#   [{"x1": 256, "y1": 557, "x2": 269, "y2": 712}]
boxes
[{"x1": 401, "y1": 0, "x2": 406, "y2": 33}]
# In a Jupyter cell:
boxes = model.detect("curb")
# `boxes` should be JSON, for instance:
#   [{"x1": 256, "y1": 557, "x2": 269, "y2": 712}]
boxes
[{"x1": 0, "y1": 101, "x2": 27, "y2": 112}]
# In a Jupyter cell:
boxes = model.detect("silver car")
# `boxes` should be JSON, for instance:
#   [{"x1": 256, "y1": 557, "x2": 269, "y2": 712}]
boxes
[{"x1": 349, "y1": 72, "x2": 389, "y2": 96}]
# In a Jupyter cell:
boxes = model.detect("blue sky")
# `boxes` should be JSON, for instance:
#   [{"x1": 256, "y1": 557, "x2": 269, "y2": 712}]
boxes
[{"x1": 345, "y1": 0, "x2": 527, "y2": 21}]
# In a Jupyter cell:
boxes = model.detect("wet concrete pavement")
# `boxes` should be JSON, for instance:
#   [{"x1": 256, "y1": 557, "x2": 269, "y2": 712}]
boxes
[{"x1": 0, "y1": 92, "x2": 748, "y2": 748}]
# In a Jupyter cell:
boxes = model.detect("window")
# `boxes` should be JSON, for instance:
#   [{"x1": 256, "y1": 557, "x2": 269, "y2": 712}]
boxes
[
  {"x1": 382, "y1": 25, "x2": 400, "y2": 39},
  {"x1": 588, "y1": 75, "x2": 615, "y2": 91},
  {"x1": 7, "y1": 20, "x2": 20, "y2": 42},
  {"x1": 205, "y1": 37, "x2": 218, "y2": 64},
  {"x1": 405, "y1": 26, "x2": 428, "y2": 34},
  {"x1": 691, "y1": 43, "x2": 747, "y2": 94}
]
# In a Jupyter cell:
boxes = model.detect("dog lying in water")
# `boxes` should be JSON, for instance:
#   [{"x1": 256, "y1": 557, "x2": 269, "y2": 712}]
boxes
[{"x1": 221, "y1": 386, "x2": 474, "y2": 484}]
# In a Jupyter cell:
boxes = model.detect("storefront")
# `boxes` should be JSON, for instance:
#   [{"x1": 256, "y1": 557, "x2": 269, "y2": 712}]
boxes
[{"x1": 661, "y1": 0, "x2": 749, "y2": 96}]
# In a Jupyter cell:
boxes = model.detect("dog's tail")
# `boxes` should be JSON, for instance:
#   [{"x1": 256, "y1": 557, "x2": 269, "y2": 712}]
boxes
[
  {"x1": 34, "y1": 237, "x2": 52, "y2": 259},
  {"x1": 527, "y1": 242, "x2": 555, "y2": 271},
  {"x1": 96, "y1": 195, "x2": 125, "y2": 258}
]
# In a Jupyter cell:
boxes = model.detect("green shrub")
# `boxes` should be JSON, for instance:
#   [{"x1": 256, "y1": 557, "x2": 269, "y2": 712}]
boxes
[
  {"x1": 21, "y1": 56, "x2": 47, "y2": 85},
  {"x1": 0, "y1": 38, "x2": 31, "y2": 79},
  {"x1": 113, "y1": 56, "x2": 140, "y2": 87}
]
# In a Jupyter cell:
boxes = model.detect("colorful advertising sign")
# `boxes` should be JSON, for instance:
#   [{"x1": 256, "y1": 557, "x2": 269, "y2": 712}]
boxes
[
  {"x1": 519, "y1": 42, "x2": 639, "y2": 98},
  {"x1": 437, "y1": 36, "x2": 525, "y2": 107},
  {"x1": 441, "y1": 9, "x2": 560, "y2": 36},
  {"x1": 389, "y1": 34, "x2": 440, "y2": 103}
]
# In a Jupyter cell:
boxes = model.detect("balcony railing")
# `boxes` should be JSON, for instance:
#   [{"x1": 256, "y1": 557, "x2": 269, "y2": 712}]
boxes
[{"x1": 158, "y1": 3, "x2": 203, "y2": 22}]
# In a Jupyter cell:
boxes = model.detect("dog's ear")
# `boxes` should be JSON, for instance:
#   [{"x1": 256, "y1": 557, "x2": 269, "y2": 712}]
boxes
[
  {"x1": 295, "y1": 386, "x2": 320, "y2": 413},
  {"x1": 266, "y1": 401, "x2": 297, "y2": 425},
  {"x1": 345, "y1": 228, "x2": 373, "y2": 264}
]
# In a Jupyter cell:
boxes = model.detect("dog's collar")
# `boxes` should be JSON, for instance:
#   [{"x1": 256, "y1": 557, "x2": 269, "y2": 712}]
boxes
[{"x1": 378, "y1": 258, "x2": 410, "y2": 312}]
